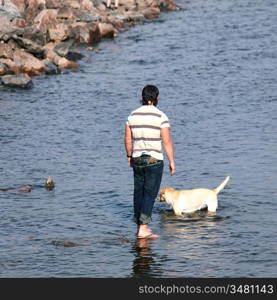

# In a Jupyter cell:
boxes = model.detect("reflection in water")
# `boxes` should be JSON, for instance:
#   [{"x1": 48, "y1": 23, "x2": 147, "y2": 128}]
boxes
[
  {"x1": 159, "y1": 210, "x2": 227, "y2": 253},
  {"x1": 131, "y1": 238, "x2": 163, "y2": 278}
]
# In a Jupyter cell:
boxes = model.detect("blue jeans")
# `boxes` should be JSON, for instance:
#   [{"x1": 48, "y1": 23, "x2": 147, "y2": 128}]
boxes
[{"x1": 132, "y1": 155, "x2": 164, "y2": 225}]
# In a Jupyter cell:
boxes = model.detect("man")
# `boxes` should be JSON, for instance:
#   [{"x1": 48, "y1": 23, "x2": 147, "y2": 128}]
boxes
[{"x1": 125, "y1": 85, "x2": 176, "y2": 239}]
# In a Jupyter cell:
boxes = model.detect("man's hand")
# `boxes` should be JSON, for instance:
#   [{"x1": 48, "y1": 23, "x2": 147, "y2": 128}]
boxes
[
  {"x1": 169, "y1": 161, "x2": 176, "y2": 175},
  {"x1": 125, "y1": 124, "x2": 133, "y2": 167},
  {"x1": 161, "y1": 127, "x2": 175, "y2": 175},
  {"x1": 127, "y1": 157, "x2": 132, "y2": 167}
]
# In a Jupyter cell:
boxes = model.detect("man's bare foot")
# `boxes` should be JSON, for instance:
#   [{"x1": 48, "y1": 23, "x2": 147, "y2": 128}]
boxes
[
  {"x1": 137, "y1": 224, "x2": 159, "y2": 239},
  {"x1": 137, "y1": 233, "x2": 159, "y2": 239}
]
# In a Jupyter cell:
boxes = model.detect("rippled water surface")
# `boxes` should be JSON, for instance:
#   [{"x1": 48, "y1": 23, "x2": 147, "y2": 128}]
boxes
[{"x1": 0, "y1": 0, "x2": 276, "y2": 277}]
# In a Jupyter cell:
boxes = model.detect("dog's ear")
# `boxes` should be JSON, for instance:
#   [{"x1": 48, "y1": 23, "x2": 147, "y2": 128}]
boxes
[{"x1": 159, "y1": 188, "x2": 166, "y2": 201}]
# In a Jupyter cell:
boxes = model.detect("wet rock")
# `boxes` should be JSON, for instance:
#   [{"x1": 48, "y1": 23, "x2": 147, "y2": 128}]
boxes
[
  {"x1": 0, "y1": 185, "x2": 32, "y2": 192},
  {"x1": 66, "y1": 51, "x2": 86, "y2": 61},
  {"x1": 57, "y1": 57, "x2": 79, "y2": 70},
  {"x1": 54, "y1": 38, "x2": 75, "y2": 57},
  {"x1": 98, "y1": 22, "x2": 117, "y2": 38},
  {"x1": 107, "y1": 14, "x2": 130, "y2": 29},
  {"x1": 140, "y1": 7, "x2": 161, "y2": 19},
  {"x1": 126, "y1": 13, "x2": 145, "y2": 23},
  {"x1": 160, "y1": 0, "x2": 180, "y2": 11},
  {"x1": 0, "y1": 0, "x2": 176, "y2": 80},
  {"x1": 43, "y1": 59, "x2": 60, "y2": 74},
  {"x1": 50, "y1": 240, "x2": 87, "y2": 247},
  {"x1": 1, "y1": 73, "x2": 33, "y2": 89}
]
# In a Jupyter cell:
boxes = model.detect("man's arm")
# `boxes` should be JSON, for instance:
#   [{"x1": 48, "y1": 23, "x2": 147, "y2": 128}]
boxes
[
  {"x1": 161, "y1": 127, "x2": 176, "y2": 175},
  {"x1": 124, "y1": 124, "x2": 133, "y2": 167}
]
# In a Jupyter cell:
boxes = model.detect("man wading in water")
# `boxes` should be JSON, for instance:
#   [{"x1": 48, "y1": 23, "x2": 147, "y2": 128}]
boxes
[{"x1": 125, "y1": 85, "x2": 176, "y2": 239}]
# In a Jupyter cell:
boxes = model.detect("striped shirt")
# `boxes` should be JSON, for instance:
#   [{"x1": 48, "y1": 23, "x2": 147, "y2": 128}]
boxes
[{"x1": 126, "y1": 105, "x2": 170, "y2": 160}]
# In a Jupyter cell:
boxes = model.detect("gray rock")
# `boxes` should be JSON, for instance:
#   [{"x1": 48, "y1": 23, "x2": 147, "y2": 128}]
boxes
[
  {"x1": 43, "y1": 60, "x2": 60, "y2": 75},
  {"x1": 1, "y1": 74, "x2": 33, "y2": 89},
  {"x1": 54, "y1": 39, "x2": 75, "y2": 57},
  {"x1": 66, "y1": 51, "x2": 85, "y2": 61},
  {"x1": 0, "y1": 4, "x2": 22, "y2": 20},
  {"x1": 23, "y1": 27, "x2": 46, "y2": 46},
  {"x1": 128, "y1": 14, "x2": 145, "y2": 23},
  {"x1": 11, "y1": 35, "x2": 45, "y2": 59},
  {"x1": 109, "y1": 14, "x2": 130, "y2": 23},
  {"x1": 76, "y1": 12, "x2": 101, "y2": 23}
]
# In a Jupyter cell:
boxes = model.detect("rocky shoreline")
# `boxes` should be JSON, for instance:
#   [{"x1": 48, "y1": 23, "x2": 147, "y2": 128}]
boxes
[{"x1": 0, "y1": 0, "x2": 180, "y2": 88}]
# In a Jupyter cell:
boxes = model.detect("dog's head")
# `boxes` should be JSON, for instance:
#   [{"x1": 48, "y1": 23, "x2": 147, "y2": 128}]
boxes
[
  {"x1": 44, "y1": 176, "x2": 55, "y2": 190},
  {"x1": 158, "y1": 187, "x2": 173, "y2": 202}
]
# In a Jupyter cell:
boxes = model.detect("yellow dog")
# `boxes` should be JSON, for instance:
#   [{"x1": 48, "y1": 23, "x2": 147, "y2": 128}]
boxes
[{"x1": 159, "y1": 176, "x2": 230, "y2": 215}]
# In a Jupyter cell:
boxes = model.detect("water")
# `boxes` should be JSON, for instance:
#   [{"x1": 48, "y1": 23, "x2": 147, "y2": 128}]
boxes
[{"x1": 0, "y1": 0, "x2": 276, "y2": 277}]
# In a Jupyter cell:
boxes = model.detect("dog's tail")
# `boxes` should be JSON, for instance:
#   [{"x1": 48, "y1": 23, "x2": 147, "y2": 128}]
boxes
[{"x1": 214, "y1": 176, "x2": 230, "y2": 195}]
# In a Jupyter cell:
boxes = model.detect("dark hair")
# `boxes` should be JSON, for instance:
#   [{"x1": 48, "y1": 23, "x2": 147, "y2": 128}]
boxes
[{"x1": 141, "y1": 85, "x2": 159, "y2": 106}]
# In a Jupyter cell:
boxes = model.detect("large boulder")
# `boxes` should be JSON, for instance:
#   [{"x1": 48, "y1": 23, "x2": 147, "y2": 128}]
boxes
[
  {"x1": 0, "y1": 2, "x2": 25, "y2": 30},
  {"x1": 68, "y1": 22, "x2": 101, "y2": 44},
  {"x1": 10, "y1": 36, "x2": 46, "y2": 58},
  {"x1": 54, "y1": 39, "x2": 75, "y2": 57},
  {"x1": 126, "y1": 13, "x2": 145, "y2": 23},
  {"x1": 98, "y1": 23, "x2": 117, "y2": 38},
  {"x1": 24, "y1": 0, "x2": 46, "y2": 25},
  {"x1": 13, "y1": 48, "x2": 47, "y2": 75},
  {"x1": 75, "y1": 11, "x2": 101, "y2": 23},
  {"x1": 33, "y1": 9, "x2": 58, "y2": 34},
  {"x1": 1, "y1": 74, "x2": 33, "y2": 89},
  {"x1": 23, "y1": 27, "x2": 46, "y2": 46},
  {"x1": 140, "y1": 7, "x2": 160, "y2": 19},
  {"x1": 47, "y1": 23, "x2": 69, "y2": 42},
  {"x1": 42, "y1": 59, "x2": 60, "y2": 75},
  {"x1": 44, "y1": 47, "x2": 78, "y2": 70}
]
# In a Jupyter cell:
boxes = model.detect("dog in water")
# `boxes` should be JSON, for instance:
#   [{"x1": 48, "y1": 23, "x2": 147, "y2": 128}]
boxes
[
  {"x1": 158, "y1": 176, "x2": 230, "y2": 216},
  {"x1": 0, "y1": 176, "x2": 55, "y2": 193}
]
